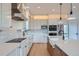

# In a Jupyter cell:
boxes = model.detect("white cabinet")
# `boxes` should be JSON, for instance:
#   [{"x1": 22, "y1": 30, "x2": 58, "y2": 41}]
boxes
[
  {"x1": 5, "y1": 37, "x2": 33, "y2": 56},
  {"x1": 7, "y1": 47, "x2": 20, "y2": 56},
  {"x1": 18, "y1": 39, "x2": 27, "y2": 56},
  {"x1": 0, "y1": 3, "x2": 11, "y2": 27},
  {"x1": 0, "y1": 3, "x2": 3, "y2": 26},
  {"x1": 18, "y1": 37, "x2": 32, "y2": 56},
  {"x1": 26, "y1": 35, "x2": 33, "y2": 55},
  {"x1": 0, "y1": 31, "x2": 9, "y2": 43},
  {"x1": 0, "y1": 4, "x2": 2, "y2": 25},
  {"x1": 32, "y1": 30, "x2": 47, "y2": 43},
  {"x1": 7, "y1": 41, "x2": 27, "y2": 56}
]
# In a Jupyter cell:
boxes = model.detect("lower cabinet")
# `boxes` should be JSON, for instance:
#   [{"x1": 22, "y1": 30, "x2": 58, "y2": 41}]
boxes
[
  {"x1": 26, "y1": 36, "x2": 33, "y2": 55},
  {"x1": 7, "y1": 47, "x2": 20, "y2": 56},
  {"x1": 47, "y1": 41, "x2": 67, "y2": 56},
  {"x1": 7, "y1": 37, "x2": 33, "y2": 56},
  {"x1": 19, "y1": 45, "x2": 27, "y2": 56}
]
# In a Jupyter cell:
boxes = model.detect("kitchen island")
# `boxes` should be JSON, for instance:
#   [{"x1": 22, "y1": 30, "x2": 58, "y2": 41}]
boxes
[
  {"x1": 48, "y1": 37, "x2": 79, "y2": 56},
  {"x1": 55, "y1": 40, "x2": 79, "y2": 56}
]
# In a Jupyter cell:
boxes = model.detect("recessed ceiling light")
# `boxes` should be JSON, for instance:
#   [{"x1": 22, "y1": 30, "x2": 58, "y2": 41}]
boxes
[
  {"x1": 37, "y1": 6, "x2": 40, "y2": 8},
  {"x1": 73, "y1": 6, "x2": 76, "y2": 8},
  {"x1": 52, "y1": 9, "x2": 55, "y2": 11}
]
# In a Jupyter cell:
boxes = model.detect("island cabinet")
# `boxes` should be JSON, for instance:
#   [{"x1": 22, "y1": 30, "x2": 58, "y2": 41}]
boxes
[
  {"x1": 47, "y1": 41, "x2": 67, "y2": 56},
  {"x1": 47, "y1": 41, "x2": 54, "y2": 56}
]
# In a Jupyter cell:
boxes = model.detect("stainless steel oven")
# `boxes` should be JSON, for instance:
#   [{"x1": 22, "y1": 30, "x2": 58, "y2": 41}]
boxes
[
  {"x1": 49, "y1": 33, "x2": 57, "y2": 36},
  {"x1": 49, "y1": 25, "x2": 57, "y2": 31}
]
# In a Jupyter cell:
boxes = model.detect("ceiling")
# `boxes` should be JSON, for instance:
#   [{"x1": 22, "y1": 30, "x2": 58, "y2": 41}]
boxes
[{"x1": 24, "y1": 3, "x2": 79, "y2": 16}]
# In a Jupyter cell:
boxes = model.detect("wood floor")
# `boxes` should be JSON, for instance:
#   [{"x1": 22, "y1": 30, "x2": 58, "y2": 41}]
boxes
[{"x1": 28, "y1": 43, "x2": 50, "y2": 56}]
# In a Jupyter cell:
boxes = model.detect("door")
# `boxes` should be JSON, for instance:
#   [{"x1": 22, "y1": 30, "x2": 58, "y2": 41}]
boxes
[
  {"x1": 69, "y1": 21, "x2": 77, "y2": 40},
  {"x1": 64, "y1": 21, "x2": 78, "y2": 40}
]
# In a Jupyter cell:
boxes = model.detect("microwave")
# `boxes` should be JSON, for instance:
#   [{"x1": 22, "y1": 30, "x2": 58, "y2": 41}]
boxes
[{"x1": 49, "y1": 25, "x2": 57, "y2": 31}]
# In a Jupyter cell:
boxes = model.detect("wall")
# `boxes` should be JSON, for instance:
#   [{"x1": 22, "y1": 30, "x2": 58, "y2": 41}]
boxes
[
  {"x1": 11, "y1": 20, "x2": 24, "y2": 31},
  {"x1": 29, "y1": 19, "x2": 48, "y2": 30},
  {"x1": 29, "y1": 18, "x2": 48, "y2": 43}
]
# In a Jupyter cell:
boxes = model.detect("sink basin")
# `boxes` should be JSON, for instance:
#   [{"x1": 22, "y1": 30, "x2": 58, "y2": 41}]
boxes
[{"x1": 6, "y1": 38, "x2": 26, "y2": 43}]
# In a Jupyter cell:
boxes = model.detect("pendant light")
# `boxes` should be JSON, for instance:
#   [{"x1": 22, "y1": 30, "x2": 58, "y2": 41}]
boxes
[
  {"x1": 60, "y1": 3, "x2": 62, "y2": 20},
  {"x1": 68, "y1": 3, "x2": 76, "y2": 20},
  {"x1": 58, "y1": 3, "x2": 63, "y2": 24}
]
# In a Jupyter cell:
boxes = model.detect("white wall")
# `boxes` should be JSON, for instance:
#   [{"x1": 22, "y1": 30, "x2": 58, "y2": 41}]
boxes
[
  {"x1": 11, "y1": 20, "x2": 24, "y2": 31},
  {"x1": 29, "y1": 19, "x2": 48, "y2": 30}
]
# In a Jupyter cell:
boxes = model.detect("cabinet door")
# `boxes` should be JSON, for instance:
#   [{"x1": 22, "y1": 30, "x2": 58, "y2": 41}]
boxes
[
  {"x1": 24, "y1": 45, "x2": 27, "y2": 56},
  {"x1": 0, "y1": 3, "x2": 2, "y2": 26},
  {"x1": 26, "y1": 36, "x2": 33, "y2": 55},
  {"x1": 21, "y1": 42, "x2": 27, "y2": 56},
  {"x1": 20, "y1": 39, "x2": 27, "y2": 56},
  {"x1": 7, "y1": 48, "x2": 18, "y2": 56},
  {"x1": 1, "y1": 3, "x2": 11, "y2": 27},
  {"x1": 20, "y1": 46, "x2": 26, "y2": 56}
]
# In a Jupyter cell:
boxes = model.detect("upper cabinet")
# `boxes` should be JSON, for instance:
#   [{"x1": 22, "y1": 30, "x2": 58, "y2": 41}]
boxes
[
  {"x1": 0, "y1": 3, "x2": 11, "y2": 28},
  {"x1": 17, "y1": 3, "x2": 30, "y2": 20},
  {"x1": 0, "y1": 4, "x2": 2, "y2": 26}
]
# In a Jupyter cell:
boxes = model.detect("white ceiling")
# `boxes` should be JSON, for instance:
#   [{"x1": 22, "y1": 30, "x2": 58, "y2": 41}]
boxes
[{"x1": 24, "y1": 3, "x2": 79, "y2": 15}]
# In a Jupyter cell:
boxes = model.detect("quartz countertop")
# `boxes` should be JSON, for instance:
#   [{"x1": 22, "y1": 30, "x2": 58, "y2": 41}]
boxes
[
  {"x1": 49, "y1": 37, "x2": 79, "y2": 56},
  {"x1": 0, "y1": 43, "x2": 19, "y2": 56},
  {"x1": 55, "y1": 40, "x2": 79, "y2": 56}
]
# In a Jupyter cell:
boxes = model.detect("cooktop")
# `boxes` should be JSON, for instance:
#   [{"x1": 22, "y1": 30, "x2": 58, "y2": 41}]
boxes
[{"x1": 6, "y1": 38, "x2": 26, "y2": 43}]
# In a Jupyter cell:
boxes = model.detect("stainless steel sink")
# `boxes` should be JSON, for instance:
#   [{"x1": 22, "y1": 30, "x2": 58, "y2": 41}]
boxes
[{"x1": 6, "y1": 38, "x2": 26, "y2": 43}]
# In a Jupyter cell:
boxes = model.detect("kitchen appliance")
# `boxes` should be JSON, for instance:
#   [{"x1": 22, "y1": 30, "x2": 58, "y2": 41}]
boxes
[
  {"x1": 49, "y1": 25, "x2": 57, "y2": 31},
  {"x1": 6, "y1": 38, "x2": 26, "y2": 43},
  {"x1": 6, "y1": 38, "x2": 27, "y2": 56},
  {"x1": 49, "y1": 33, "x2": 57, "y2": 36},
  {"x1": 41, "y1": 25, "x2": 47, "y2": 29}
]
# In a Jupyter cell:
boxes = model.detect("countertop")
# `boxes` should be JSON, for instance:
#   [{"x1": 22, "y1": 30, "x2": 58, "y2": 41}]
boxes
[
  {"x1": 49, "y1": 37, "x2": 79, "y2": 56},
  {"x1": 55, "y1": 40, "x2": 79, "y2": 56},
  {"x1": 0, "y1": 43, "x2": 19, "y2": 56}
]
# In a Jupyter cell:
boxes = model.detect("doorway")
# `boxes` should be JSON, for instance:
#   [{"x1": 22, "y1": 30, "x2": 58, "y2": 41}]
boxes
[{"x1": 64, "y1": 20, "x2": 79, "y2": 40}]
